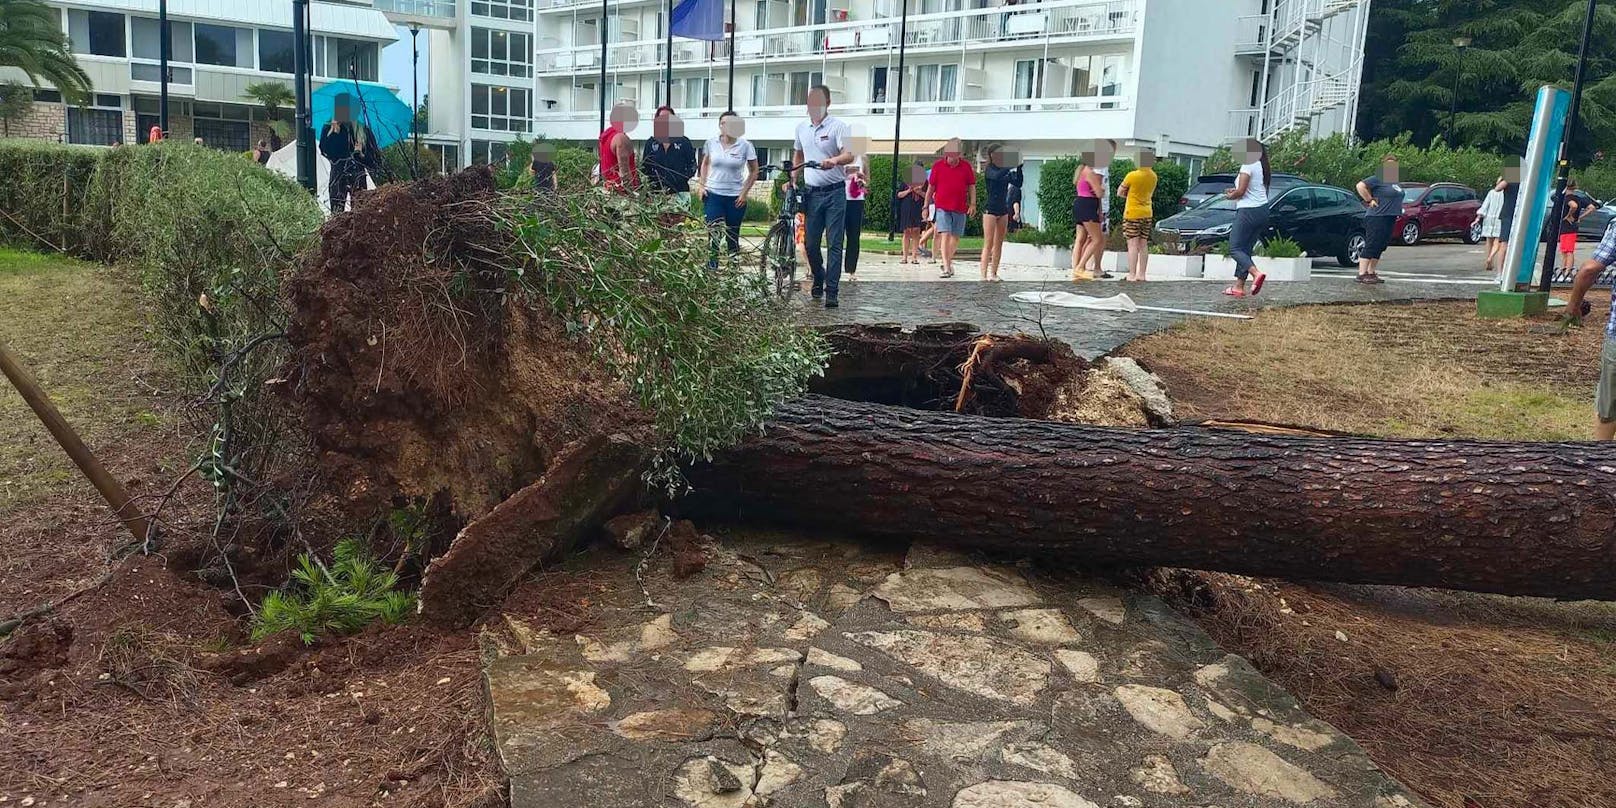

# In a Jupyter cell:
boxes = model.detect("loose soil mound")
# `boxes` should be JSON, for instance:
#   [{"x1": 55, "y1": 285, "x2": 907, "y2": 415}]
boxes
[{"x1": 284, "y1": 171, "x2": 648, "y2": 529}]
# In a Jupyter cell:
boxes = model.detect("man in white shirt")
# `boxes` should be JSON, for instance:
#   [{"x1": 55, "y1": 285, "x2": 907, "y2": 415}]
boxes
[{"x1": 791, "y1": 85, "x2": 856, "y2": 308}]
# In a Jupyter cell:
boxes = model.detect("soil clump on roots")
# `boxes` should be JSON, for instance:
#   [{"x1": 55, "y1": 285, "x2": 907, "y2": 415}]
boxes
[{"x1": 283, "y1": 171, "x2": 649, "y2": 539}]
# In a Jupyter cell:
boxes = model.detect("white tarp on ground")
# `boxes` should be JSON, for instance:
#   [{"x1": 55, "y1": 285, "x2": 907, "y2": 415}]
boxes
[
  {"x1": 265, "y1": 142, "x2": 375, "y2": 215},
  {"x1": 1010, "y1": 290, "x2": 1254, "y2": 320}
]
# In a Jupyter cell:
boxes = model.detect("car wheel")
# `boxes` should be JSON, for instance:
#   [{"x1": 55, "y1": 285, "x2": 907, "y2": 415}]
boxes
[
  {"x1": 1400, "y1": 220, "x2": 1422, "y2": 246},
  {"x1": 1339, "y1": 233, "x2": 1366, "y2": 267},
  {"x1": 1465, "y1": 219, "x2": 1483, "y2": 245}
]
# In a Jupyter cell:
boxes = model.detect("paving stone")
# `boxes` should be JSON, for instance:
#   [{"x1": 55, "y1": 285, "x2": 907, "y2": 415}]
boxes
[{"x1": 486, "y1": 529, "x2": 1430, "y2": 808}]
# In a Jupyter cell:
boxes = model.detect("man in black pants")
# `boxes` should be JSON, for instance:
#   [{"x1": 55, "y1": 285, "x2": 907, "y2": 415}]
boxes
[
  {"x1": 641, "y1": 105, "x2": 697, "y2": 206},
  {"x1": 319, "y1": 93, "x2": 381, "y2": 214}
]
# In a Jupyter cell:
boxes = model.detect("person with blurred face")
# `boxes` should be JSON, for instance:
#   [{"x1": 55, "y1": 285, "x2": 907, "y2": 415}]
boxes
[
  {"x1": 319, "y1": 93, "x2": 382, "y2": 214},
  {"x1": 1495, "y1": 159, "x2": 1522, "y2": 284},
  {"x1": 979, "y1": 144, "x2": 1023, "y2": 282},
  {"x1": 698, "y1": 111, "x2": 759, "y2": 270},
  {"x1": 1355, "y1": 154, "x2": 1403, "y2": 284},
  {"x1": 843, "y1": 131, "x2": 871, "y2": 278},
  {"x1": 925, "y1": 138, "x2": 977, "y2": 279},
  {"x1": 643, "y1": 105, "x2": 697, "y2": 205},
  {"x1": 1474, "y1": 176, "x2": 1505, "y2": 274},
  {"x1": 897, "y1": 163, "x2": 928, "y2": 264},
  {"x1": 1070, "y1": 150, "x2": 1105, "y2": 280},
  {"x1": 530, "y1": 142, "x2": 559, "y2": 195},
  {"x1": 1222, "y1": 137, "x2": 1271, "y2": 296},
  {"x1": 598, "y1": 101, "x2": 640, "y2": 194},
  {"x1": 790, "y1": 85, "x2": 855, "y2": 307},
  {"x1": 1118, "y1": 150, "x2": 1158, "y2": 282},
  {"x1": 1558, "y1": 179, "x2": 1592, "y2": 275}
]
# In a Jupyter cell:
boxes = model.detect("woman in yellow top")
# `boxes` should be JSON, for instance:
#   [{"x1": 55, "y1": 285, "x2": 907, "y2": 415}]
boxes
[{"x1": 1117, "y1": 150, "x2": 1160, "y2": 282}]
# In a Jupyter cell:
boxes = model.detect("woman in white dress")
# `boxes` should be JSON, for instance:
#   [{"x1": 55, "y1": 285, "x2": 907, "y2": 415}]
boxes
[{"x1": 1474, "y1": 178, "x2": 1505, "y2": 274}]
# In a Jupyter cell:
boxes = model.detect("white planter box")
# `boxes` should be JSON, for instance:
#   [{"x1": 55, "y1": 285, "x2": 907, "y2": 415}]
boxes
[
  {"x1": 1203, "y1": 255, "x2": 1237, "y2": 279},
  {"x1": 1144, "y1": 254, "x2": 1205, "y2": 280},
  {"x1": 1001, "y1": 242, "x2": 1073, "y2": 269},
  {"x1": 1254, "y1": 256, "x2": 1312, "y2": 282},
  {"x1": 1100, "y1": 251, "x2": 1125, "y2": 274}
]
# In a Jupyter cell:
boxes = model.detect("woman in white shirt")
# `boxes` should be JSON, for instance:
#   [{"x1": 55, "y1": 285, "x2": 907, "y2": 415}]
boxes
[
  {"x1": 697, "y1": 111, "x2": 760, "y2": 270},
  {"x1": 1473, "y1": 179, "x2": 1505, "y2": 275},
  {"x1": 1222, "y1": 137, "x2": 1272, "y2": 298}
]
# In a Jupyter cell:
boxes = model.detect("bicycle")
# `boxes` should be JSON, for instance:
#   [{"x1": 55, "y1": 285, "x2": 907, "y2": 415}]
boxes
[{"x1": 759, "y1": 160, "x2": 819, "y2": 300}]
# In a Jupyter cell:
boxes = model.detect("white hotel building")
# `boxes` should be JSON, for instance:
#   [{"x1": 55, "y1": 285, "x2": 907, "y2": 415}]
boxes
[{"x1": 7, "y1": 0, "x2": 1368, "y2": 221}]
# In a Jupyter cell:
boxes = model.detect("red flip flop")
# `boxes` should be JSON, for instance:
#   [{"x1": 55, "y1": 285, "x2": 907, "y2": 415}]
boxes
[
  {"x1": 1250, "y1": 271, "x2": 1267, "y2": 296},
  {"x1": 1221, "y1": 287, "x2": 1247, "y2": 297}
]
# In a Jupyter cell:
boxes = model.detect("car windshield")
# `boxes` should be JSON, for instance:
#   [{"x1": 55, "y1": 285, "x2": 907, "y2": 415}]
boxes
[
  {"x1": 1402, "y1": 188, "x2": 1427, "y2": 203},
  {"x1": 1187, "y1": 181, "x2": 1233, "y2": 196}
]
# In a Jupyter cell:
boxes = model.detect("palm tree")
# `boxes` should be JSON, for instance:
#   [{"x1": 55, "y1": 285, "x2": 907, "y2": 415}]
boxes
[
  {"x1": 244, "y1": 81, "x2": 294, "y2": 146},
  {"x1": 0, "y1": 0, "x2": 91, "y2": 105}
]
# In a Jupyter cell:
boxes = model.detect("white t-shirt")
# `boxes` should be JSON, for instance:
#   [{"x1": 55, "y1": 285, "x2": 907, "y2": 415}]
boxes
[
  {"x1": 1237, "y1": 160, "x2": 1268, "y2": 208},
  {"x1": 793, "y1": 115, "x2": 850, "y2": 188},
  {"x1": 702, "y1": 136, "x2": 757, "y2": 197}
]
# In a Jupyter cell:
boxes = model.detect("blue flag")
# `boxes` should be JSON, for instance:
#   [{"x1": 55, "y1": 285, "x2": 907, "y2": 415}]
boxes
[{"x1": 670, "y1": 0, "x2": 725, "y2": 41}]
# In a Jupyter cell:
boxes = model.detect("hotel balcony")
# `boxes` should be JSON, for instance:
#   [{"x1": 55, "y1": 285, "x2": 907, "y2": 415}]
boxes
[
  {"x1": 533, "y1": 0, "x2": 1137, "y2": 76},
  {"x1": 373, "y1": 0, "x2": 458, "y2": 27}
]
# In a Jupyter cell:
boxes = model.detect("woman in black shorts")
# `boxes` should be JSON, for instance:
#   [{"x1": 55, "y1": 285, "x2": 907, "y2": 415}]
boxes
[
  {"x1": 980, "y1": 144, "x2": 1023, "y2": 281},
  {"x1": 1071, "y1": 152, "x2": 1104, "y2": 280}
]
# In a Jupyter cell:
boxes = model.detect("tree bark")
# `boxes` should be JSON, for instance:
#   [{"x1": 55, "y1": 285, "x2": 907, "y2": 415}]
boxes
[{"x1": 688, "y1": 395, "x2": 1616, "y2": 600}]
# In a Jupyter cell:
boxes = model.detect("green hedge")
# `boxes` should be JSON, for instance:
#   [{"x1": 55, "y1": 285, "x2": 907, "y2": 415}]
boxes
[
  {"x1": 1205, "y1": 131, "x2": 1509, "y2": 196},
  {"x1": 0, "y1": 139, "x2": 103, "y2": 254}
]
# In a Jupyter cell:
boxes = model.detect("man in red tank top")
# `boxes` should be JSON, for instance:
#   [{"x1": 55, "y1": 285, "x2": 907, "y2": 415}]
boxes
[{"x1": 599, "y1": 102, "x2": 640, "y2": 194}]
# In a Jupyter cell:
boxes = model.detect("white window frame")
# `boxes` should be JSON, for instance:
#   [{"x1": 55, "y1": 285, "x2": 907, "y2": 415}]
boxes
[
  {"x1": 470, "y1": 84, "x2": 532, "y2": 133},
  {"x1": 471, "y1": 0, "x2": 535, "y2": 22}
]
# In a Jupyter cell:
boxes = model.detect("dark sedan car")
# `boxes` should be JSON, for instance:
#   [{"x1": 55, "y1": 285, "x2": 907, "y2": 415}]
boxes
[
  {"x1": 1579, "y1": 202, "x2": 1616, "y2": 240},
  {"x1": 1157, "y1": 181, "x2": 1368, "y2": 267},
  {"x1": 1179, "y1": 171, "x2": 1305, "y2": 209},
  {"x1": 1393, "y1": 182, "x2": 1482, "y2": 246}
]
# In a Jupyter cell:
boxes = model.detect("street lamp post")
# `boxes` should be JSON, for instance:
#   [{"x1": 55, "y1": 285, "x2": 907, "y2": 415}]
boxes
[
  {"x1": 1447, "y1": 36, "x2": 1470, "y2": 148},
  {"x1": 886, "y1": 0, "x2": 910, "y2": 242},
  {"x1": 293, "y1": 0, "x2": 315, "y2": 192},
  {"x1": 1540, "y1": 0, "x2": 1598, "y2": 292},
  {"x1": 599, "y1": 0, "x2": 609, "y2": 133},
  {"x1": 158, "y1": 0, "x2": 169, "y2": 138},
  {"x1": 410, "y1": 23, "x2": 421, "y2": 178}
]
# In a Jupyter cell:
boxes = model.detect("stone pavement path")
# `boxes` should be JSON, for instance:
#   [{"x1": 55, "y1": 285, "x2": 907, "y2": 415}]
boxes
[{"x1": 485, "y1": 530, "x2": 1426, "y2": 807}]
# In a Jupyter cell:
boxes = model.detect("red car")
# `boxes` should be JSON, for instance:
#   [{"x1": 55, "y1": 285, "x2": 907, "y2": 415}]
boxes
[{"x1": 1393, "y1": 182, "x2": 1483, "y2": 245}]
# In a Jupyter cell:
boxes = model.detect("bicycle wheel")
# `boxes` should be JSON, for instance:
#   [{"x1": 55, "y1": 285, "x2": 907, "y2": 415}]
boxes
[{"x1": 760, "y1": 222, "x2": 796, "y2": 300}]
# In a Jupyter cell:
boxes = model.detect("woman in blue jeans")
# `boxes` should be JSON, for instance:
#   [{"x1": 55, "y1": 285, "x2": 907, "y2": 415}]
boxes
[
  {"x1": 1223, "y1": 138, "x2": 1273, "y2": 297},
  {"x1": 697, "y1": 111, "x2": 760, "y2": 269}
]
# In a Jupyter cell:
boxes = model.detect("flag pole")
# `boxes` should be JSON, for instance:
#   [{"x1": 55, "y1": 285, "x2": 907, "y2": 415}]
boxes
[
  {"x1": 726, "y1": 0, "x2": 736, "y2": 109},
  {"x1": 886, "y1": 0, "x2": 909, "y2": 241},
  {"x1": 665, "y1": 0, "x2": 674, "y2": 106},
  {"x1": 599, "y1": 0, "x2": 609, "y2": 132}
]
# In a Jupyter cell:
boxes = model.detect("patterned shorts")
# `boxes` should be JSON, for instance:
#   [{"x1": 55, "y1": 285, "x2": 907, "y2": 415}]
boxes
[{"x1": 1122, "y1": 217, "x2": 1155, "y2": 240}]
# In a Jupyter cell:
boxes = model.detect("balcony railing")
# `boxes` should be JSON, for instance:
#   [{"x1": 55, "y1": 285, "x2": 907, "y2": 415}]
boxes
[
  {"x1": 373, "y1": 0, "x2": 457, "y2": 18},
  {"x1": 533, "y1": 93, "x2": 1129, "y2": 122},
  {"x1": 535, "y1": 0, "x2": 1135, "y2": 74}
]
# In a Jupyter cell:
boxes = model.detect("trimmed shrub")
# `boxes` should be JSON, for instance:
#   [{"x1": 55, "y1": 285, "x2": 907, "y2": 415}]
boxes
[
  {"x1": 1209, "y1": 131, "x2": 1509, "y2": 196},
  {"x1": 1007, "y1": 226, "x2": 1071, "y2": 247},
  {"x1": 0, "y1": 139, "x2": 102, "y2": 253},
  {"x1": 1038, "y1": 156, "x2": 1078, "y2": 237}
]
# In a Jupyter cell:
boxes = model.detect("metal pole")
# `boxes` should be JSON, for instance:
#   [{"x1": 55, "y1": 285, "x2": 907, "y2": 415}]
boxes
[
  {"x1": 0, "y1": 340, "x2": 153, "y2": 546},
  {"x1": 410, "y1": 24, "x2": 421, "y2": 177},
  {"x1": 727, "y1": 0, "x2": 736, "y2": 108},
  {"x1": 158, "y1": 0, "x2": 169, "y2": 138},
  {"x1": 1447, "y1": 44, "x2": 1464, "y2": 147},
  {"x1": 886, "y1": 0, "x2": 909, "y2": 241},
  {"x1": 599, "y1": 0, "x2": 609, "y2": 132},
  {"x1": 293, "y1": 0, "x2": 315, "y2": 192},
  {"x1": 665, "y1": 0, "x2": 674, "y2": 106},
  {"x1": 1539, "y1": 0, "x2": 1596, "y2": 293}
]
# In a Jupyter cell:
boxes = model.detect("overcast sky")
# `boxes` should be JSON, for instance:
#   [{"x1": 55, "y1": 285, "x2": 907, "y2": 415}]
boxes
[{"x1": 379, "y1": 25, "x2": 430, "y2": 107}]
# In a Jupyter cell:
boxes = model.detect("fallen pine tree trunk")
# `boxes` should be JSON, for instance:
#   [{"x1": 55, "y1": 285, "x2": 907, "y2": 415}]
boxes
[{"x1": 687, "y1": 395, "x2": 1616, "y2": 601}]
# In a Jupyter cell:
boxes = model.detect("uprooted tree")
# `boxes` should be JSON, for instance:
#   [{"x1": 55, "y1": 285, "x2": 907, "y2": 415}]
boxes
[{"x1": 271, "y1": 171, "x2": 1616, "y2": 629}]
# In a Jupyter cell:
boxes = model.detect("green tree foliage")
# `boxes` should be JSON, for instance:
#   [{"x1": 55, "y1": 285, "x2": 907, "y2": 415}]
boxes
[
  {"x1": 0, "y1": 0, "x2": 91, "y2": 104},
  {"x1": 1205, "y1": 131, "x2": 1509, "y2": 195},
  {"x1": 1358, "y1": 0, "x2": 1616, "y2": 164},
  {"x1": 251, "y1": 539, "x2": 415, "y2": 644}
]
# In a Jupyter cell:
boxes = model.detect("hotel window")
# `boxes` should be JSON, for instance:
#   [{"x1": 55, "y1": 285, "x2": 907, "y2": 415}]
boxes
[
  {"x1": 471, "y1": 139, "x2": 511, "y2": 166},
  {"x1": 912, "y1": 64, "x2": 956, "y2": 105},
  {"x1": 195, "y1": 24, "x2": 254, "y2": 68},
  {"x1": 472, "y1": 28, "x2": 533, "y2": 78},
  {"x1": 132, "y1": 18, "x2": 194, "y2": 62},
  {"x1": 67, "y1": 96, "x2": 123, "y2": 146},
  {"x1": 69, "y1": 10, "x2": 127, "y2": 58},
  {"x1": 471, "y1": 85, "x2": 532, "y2": 133},
  {"x1": 315, "y1": 37, "x2": 380, "y2": 82},
  {"x1": 471, "y1": 0, "x2": 535, "y2": 22},
  {"x1": 259, "y1": 30, "x2": 297, "y2": 74}
]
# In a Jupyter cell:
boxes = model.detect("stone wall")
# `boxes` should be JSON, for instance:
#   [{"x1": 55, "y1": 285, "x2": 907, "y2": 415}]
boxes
[{"x1": 3, "y1": 102, "x2": 67, "y2": 142}]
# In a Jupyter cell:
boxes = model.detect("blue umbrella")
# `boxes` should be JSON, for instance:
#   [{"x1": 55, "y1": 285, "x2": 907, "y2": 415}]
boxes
[{"x1": 310, "y1": 80, "x2": 414, "y2": 150}]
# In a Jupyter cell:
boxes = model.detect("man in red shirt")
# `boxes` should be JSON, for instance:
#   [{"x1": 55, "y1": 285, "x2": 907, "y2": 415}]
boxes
[
  {"x1": 598, "y1": 101, "x2": 639, "y2": 194},
  {"x1": 923, "y1": 138, "x2": 976, "y2": 278}
]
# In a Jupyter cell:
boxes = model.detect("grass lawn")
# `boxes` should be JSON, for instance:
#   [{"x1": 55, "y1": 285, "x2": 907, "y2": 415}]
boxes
[
  {"x1": 0, "y1": 247, "x2": 170, "y2": 512},
  {"x1": 1125, "y1": 297, "x2": 1616, "y2": 808}
]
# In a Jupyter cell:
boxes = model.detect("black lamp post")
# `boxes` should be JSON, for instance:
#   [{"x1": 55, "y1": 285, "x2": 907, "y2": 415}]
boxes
[
  {"x1": 1540, "y1": 0, "x2": 1598, "y2": 291},
  {"x1": 293, "y1": 0, "x2": 315, "y2": 192},
  {"x1": 158, "y1": 0, "x2": 169, "y2": 138},
  {"x1": 1447, "y1": 36, "x2": 1469, "y2": 147},
  {"x1": 410, "y1": 23, "x2": 421, "y2": 176},
  {"x1": 599, "y1": 0, "x2": 609, "y2": 133},
  {"x1": 885, "y1": 0, "x2": 909, "y2": 242}
]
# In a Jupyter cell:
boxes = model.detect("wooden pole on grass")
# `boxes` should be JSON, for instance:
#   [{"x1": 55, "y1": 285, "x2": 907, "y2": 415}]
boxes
[{"x1": 0, "y1": 338, "x2": 153, "y2": 545}]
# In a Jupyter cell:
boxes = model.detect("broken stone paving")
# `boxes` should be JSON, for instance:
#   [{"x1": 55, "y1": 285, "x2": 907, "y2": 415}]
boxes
[{"x1": 483, "y1": 529, "x2": 1425, "y2": 807}]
